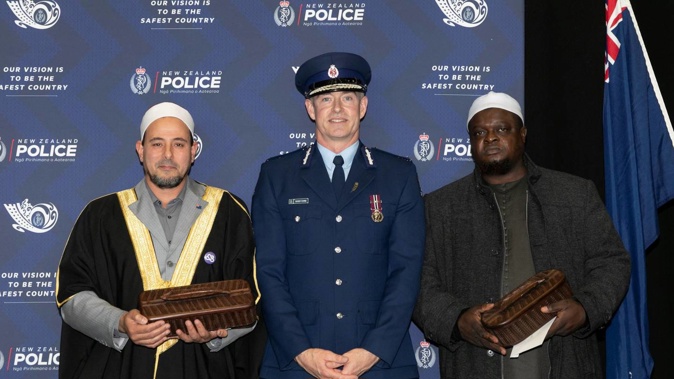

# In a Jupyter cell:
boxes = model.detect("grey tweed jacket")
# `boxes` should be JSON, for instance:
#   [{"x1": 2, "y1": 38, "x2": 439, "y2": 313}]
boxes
[{"x1": 413, "y1": 155, "x2": 630, "y2": 379}]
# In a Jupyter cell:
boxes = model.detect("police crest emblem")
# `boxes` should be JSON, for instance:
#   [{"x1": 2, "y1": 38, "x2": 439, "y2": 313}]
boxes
[
  {"x1": 413, "y1": 133, "x2": 435, "y2": 162},
  {"x1": 274, "y1": 1, "x2": 295, "y2": 27},
  {"x1": 415, "y1": 340, "x2": 437, "y2": 369},
  {"x1": 0, "y1": 138, "x2": 7, "y2": 162},
  {"x1": 130, "y1": 66, "x2": 151, "y2": 95}
]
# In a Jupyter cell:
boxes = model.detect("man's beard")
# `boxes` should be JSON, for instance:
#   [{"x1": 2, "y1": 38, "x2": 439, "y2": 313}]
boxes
[
  {"x1": 146, "y1": 159, "x2": 185, "y2": 189},
  {"x1": 150, "y1": 173, "x2": 184, "y2": 189},
  {"x1": 477, "y1": 158, "x2": 513, "y2": 176}
]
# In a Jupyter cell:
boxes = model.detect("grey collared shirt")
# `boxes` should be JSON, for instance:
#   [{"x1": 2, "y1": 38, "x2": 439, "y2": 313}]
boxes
[{"x1": 146, "y1": 179, "x2": 187, "y2": 247}]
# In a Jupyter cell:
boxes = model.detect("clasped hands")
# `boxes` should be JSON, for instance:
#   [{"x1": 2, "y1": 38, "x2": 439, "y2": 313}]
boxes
[
  {"x1": 457, "y1": 298, "x2": 587, "y2": 355},
  {"x1": 119, "y1": 309, "x2": 228, "y2": 348},
  {"x1": 295, "y1": 347, "x2": 379, "y2": 379}
]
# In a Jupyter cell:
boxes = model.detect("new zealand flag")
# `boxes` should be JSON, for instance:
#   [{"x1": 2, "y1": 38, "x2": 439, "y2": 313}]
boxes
[{"x1": 604, "y1": 0, "x2": 674, "y2": 378}]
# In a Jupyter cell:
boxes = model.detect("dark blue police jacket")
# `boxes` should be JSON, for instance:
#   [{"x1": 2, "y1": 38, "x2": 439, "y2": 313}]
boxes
[{"x1": 252, "y1": 141, "x2": 425, "y2": 379}]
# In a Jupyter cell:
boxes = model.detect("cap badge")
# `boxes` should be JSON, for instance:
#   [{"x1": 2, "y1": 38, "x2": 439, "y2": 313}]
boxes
[{"x1": 328, "y1": 64, "x2": 339, "y2": 79}]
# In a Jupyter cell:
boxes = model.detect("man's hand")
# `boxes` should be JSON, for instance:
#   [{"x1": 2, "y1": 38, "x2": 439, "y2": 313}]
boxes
[
  {"x1": 340, "y1": 348, "x2": 379, "y2": 377},
  {"x1": 175, "y1": 319, "x2": 228, "y2": 344},
  {"x1": 295, "y1": 348, "x2": 357, "y2": 379},
  {"x1": 542, "y1": 298, "x2": 587, "y2": 337},
  {"x1": 456, "y1": 303, "x2": 506, "y2": 355},
  {"x1": 118, "y1": 309, "x2": 170, "y2": 348}
]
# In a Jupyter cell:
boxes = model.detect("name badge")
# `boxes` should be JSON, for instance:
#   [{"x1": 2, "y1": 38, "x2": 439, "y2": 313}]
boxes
[{"x1": 288, "y1": 198, "x2": 309, "y2": 205}]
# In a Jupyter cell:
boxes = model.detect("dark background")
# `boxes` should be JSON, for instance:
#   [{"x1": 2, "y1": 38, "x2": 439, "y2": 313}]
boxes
[{"x1": 525, "y1": 1, "x2": 673, "y2": 378}]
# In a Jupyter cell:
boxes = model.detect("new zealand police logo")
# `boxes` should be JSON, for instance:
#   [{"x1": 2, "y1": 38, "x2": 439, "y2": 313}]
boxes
[
  {"x1": 435, "y1": 0, "x2": 488, "y2": 28},
  {"x1": 0, "y1": 138, "x2": 7, "y2": 162},
  {"x1": 274, "y1": 0, "x2": 295, "y2": 27},
  {"x1": 6, "y1": 0, "x2": 61, "y2": 29},
  {"x1": 413, "y1": 133, "x2": 435, "y2": 162},
  {"x1": 415, "y1": 340, "x2": 437, "y2": 369},
  {"x1": 130, "y1": 66, "x2": 152, "y2": 95},
  {"x1": 4, "y1": 199, "x2": 58, "y2": 233}
]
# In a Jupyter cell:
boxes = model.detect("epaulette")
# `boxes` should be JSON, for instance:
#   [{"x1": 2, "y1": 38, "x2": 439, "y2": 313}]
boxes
[
  {"x1": 263, "y1": 144, "x2": 311, "y2": 163},
  {"x1": 366, "y1": 147, "x2": 413, "y2": 162}
]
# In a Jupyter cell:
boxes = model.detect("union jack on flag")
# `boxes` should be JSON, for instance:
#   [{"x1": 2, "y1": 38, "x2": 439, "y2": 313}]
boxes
[
  {"x1": 604, "y1": 0, "x2": 623, "y2": 83},
  {"x1": 603, "y1": 1, "x2": 674, "y2": 378}
]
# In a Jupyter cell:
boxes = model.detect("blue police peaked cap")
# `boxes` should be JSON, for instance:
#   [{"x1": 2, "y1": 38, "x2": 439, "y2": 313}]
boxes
[{"x1": 295, "y1": 52, "x2": 371, "y2": 98}]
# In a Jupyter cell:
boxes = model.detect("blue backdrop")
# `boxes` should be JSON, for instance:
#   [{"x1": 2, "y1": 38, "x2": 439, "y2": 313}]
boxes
[{"x1": 0, "y1": 0, "x2": 523, "y2": 377}]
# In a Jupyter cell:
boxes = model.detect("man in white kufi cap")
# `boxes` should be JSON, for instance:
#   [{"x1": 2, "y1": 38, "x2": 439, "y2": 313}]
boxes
[
  {"x1": 414, "y1": 92, "x2": 630, "y2": 379},
  {"x1": 139, "y1": 102, "x2": 195, "y2": 140},
  {"x1": 466, "y1": 91, "x2": 523, "y2": 129},
  {"x1": 56, "y1": 102, "x2": 265, "y2": 379}
]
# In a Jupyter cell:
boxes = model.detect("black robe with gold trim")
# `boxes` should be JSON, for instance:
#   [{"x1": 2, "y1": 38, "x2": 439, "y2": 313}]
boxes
[{"x1": 56, "y1": 190, "x2": 265, "y2": 379}]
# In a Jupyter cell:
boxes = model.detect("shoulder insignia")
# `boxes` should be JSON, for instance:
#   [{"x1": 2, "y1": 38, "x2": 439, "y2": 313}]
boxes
[
  {"x1": 367, "y1": 146, "x2": 413, "y2": 162},
  {"x1": 263, "y1": 144, "x2": 313, "y2": 163},
  {"x1": 364, "y1": 147, "x2": 374, "y2": 166},
  {"x1": 302, "y1": 144, "x2": 313, "y2": 166}
]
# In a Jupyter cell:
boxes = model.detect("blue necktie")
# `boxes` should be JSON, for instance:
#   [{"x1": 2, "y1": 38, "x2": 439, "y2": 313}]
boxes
[{"x1": 333, "y1": 155, "x2": 345, "y2": 197}]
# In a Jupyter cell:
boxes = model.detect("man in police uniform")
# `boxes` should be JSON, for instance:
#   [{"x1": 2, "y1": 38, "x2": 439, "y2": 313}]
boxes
[{"x1": 252, "y1": 52, "x2": 425, "y2": 379}]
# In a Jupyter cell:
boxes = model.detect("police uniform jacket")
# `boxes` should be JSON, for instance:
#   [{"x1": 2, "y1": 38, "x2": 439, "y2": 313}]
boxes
[{"x1": 252, "y1": 141, "x2": 425, "y2": 379}]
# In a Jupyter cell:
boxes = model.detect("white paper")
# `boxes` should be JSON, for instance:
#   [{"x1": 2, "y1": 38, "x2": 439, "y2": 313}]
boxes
[{"x1": 509, "y1": 317, "x2": 556, "y2": 358}]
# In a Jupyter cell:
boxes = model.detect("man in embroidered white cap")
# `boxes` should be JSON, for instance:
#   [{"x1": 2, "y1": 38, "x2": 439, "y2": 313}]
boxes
[
  {"x1": 253, "y1": 52, "x2": 425, "y2": 379},
  {"x1": 413, "y1": 91, "x2": 630, "y2": 379},
  {"x1": 56, "y1": 102, "x2": 265, "y2": 379}
]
